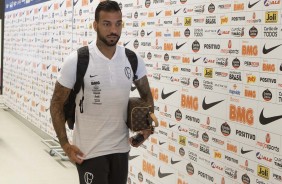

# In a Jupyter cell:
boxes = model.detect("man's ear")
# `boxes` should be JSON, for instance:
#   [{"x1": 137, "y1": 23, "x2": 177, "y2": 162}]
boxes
[{"x1": 93, "y1": 21, "x2": 97, "y2": 31}]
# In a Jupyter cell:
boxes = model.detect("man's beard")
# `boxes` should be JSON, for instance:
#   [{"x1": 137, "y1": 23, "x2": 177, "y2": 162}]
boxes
[{"x1": 97, "y1": 28, "x2": 120, "y2": 47}]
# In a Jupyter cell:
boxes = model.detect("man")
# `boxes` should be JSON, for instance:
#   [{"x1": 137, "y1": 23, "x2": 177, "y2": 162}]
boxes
[{"x1": 50, "y1": 1, "x2": 154, "y2": 184}]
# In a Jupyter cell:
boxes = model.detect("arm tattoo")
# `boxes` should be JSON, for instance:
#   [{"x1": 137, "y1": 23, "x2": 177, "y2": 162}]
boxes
[
  {"x1": 134, "y1": 76, "x2": 154, "y2": 113},
  {"x1": 50, "y1": 81, "x2": 71, "y2": 147}
]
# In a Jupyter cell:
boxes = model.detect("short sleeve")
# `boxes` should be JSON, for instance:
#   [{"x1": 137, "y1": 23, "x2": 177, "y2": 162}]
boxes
[
  {"x1": 57, "y1": 51, "x2": 78, "y2": 89},
  {"x1": 135, "y1": 54, "x2": 147, "y2": 80}
]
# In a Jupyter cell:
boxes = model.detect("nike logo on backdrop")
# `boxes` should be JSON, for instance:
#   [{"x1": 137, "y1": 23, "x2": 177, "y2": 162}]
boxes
[
  {"x1": 158, "y1": 168, "x2": 173, "y2": 178},
  {"x1": 156, "y1": 11, "x2": 162, "y2": 16},
  {"x1": 161, "y1": 89, "x2": 177, "y2": 100},
  {"x1": 147, "y1": 31, "x2": 153, "y2": 36},
  {"x1": 280, "y1": 64, "x2": 282, "y2": 71},
  {"x1": 159, "y1": 141, "x2": 166, "y2": 145},
  {"x1": 59, "y1": 0, "x2": 65, "y2": 7},
  {"x1": 259, "y1": 108, "x2": 282, "y2": 125},
  {"x1": 248, "y1": 0, "x2": 261, "y2": 8},
  {"x1": 129, "y1": 155, "x2": 139, "y2": 160},
  {"x1": 202, "y1": 97, "x2": 224, "y2": 110},
  {"x1": 90, "y1": 75, "x2": 97, "y2": 78},
  {"x1": 73, "y1": 0, "x2": 79, "y2": 7},
  {"x1": 174, "y1": 9, "x2": 181, "y2": 15},
  {"x1": 169, "y1": 123, "x2": 176, "y2": 128},
  {"x1": 176, "y1": 42, "x2": 186, "y2": 50},
  {"x1": 192, "y1": 57, "x2": 201, "y2": 63},
  {"x1": 123, "y1": 41, "x2": 130, "y2": 47},
  {"x1": 131, "y1": 86, "x2": 137, "y2": 91},
  {"x1": 241, "y1": 148, "x2": 253, "y2": 154},
  {"x1": 171, "y1": 158, "x2": 181, "y2": 165},
  {"x1": 262, "y1": 44, "x2": 282, "y2": 54}
]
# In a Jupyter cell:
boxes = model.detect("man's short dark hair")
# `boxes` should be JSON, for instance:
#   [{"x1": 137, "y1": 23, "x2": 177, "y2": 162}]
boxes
[{"x1": 95, "y1": 1, "x2": 121, "y2": 22}]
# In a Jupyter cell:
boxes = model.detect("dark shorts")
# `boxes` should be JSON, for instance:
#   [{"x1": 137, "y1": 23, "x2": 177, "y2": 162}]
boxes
[{"x1": 76, "y1": 152, "x2": 129, "y2": 184}]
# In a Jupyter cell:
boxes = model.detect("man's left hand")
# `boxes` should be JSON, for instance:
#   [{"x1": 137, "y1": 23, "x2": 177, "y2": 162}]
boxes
[{"x1": 129, "y1": 129, "x2": 152, "y2": 147}]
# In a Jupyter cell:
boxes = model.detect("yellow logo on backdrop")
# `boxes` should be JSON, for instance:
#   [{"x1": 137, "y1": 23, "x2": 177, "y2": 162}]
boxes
[
  {"x1": 214, "y1": 151, "x2": 222, "y2": 159},
  {"x1": 204, "y1": 68, "x2": 213, "y2": 78},
  {"x1": 257, "y1": 165, "x2": 270, "y2": 180},
  {"x1": 265, "y1": 11, "x2": 278, "y2": 23},
  {"x1": 179, "y1": 135, "x2": 186, "y2": 146},
  {"x1": 184, "y1": 17, "x2": 192, "y2": 26},
  {"x1": 221, "y1": 16, "x2": 228, "y2": 25}
]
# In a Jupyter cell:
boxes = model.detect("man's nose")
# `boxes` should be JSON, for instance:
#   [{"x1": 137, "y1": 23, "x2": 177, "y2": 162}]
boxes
[{"x1": 110, "y1": 24, "x2": 118, "y2": 34}]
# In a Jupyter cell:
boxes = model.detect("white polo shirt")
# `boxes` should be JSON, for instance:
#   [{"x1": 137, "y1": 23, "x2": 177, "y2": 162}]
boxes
[{"x1": 58, "y1": 42, "x2": 147, "y2": 159}]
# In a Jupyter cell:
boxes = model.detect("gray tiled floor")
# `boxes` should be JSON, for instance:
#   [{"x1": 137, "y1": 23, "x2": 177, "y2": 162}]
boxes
[{"x1": 0, "y1": 108, "x2": 79, "y2": 184}]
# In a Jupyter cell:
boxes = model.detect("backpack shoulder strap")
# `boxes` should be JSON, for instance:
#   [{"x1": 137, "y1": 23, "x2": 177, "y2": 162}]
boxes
[
  {"x1": 74, "y1": 46, "x2": 89, "y2": 113},
  {"x1": 125, "y1": 48, "x2": 138, "y2": 81},
  {"x1": 73, "y1": 46, "x2": 89, "y2": 94}
]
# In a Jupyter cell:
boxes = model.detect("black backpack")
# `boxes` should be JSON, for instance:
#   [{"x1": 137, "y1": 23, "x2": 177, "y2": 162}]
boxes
[{"x1": 64, "y1": 46, "x2": 138, "y2": 130}]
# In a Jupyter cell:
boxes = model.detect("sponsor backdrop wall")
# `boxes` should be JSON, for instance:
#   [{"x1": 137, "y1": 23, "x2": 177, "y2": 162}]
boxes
[{"x1": 3, "y1": 0, "x2": 282, "y2": 183}]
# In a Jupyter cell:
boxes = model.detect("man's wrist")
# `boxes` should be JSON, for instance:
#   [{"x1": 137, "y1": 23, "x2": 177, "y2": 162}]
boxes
[{"x1": 58, "y1": 136, "x2": 69, "y2": 148}]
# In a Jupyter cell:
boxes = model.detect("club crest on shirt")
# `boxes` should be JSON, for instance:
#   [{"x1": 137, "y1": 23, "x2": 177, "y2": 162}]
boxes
[
  {"x1": 84, "y1": 172, "x2": 94, "y2": 184},
  {"x1": 124, "y1": 67, "x2": 132, "y2": 80}
]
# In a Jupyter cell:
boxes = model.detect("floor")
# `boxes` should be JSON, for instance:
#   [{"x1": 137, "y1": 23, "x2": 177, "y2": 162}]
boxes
[{"x1": 0, "y1": 103, "x2": 79, "y2": 184}]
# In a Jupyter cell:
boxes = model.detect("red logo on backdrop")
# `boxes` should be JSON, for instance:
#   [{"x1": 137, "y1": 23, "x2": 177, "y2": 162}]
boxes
[
  {"x1": 207, "y1": 117, "x2": 210, "y2": 125},
  {"x1": 221, "y1": 177, "x2": 225, "y2": 184},
  {"x1": 228, "y1": 40, "x2": 232, "y2": 48},
  {"x1": 253, "y1": 12, "x2": 256, "y2": 19},
  {"x1": 266, "y1": 133, "x2": 270, "y2": 143},
  {"x1": 164, "y1": 105, "x2": 167, "y2": 112},
  {"x1": 245, "y1": 160, "x2": 248, "y2": 167}
]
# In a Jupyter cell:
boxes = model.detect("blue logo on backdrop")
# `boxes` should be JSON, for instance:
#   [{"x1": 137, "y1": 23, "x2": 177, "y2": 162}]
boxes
[{"x1": 5, "y1": 0, "x2": 50, "y2": 12}]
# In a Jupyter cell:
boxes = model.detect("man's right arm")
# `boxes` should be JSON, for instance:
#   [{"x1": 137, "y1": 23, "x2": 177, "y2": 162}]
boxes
[
  {"x1": 50, "y1": 81, "x2": 84, "y2": 164},
  {"x1": 50, "y1": 81, "x2": 71, "y2": 147}
]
